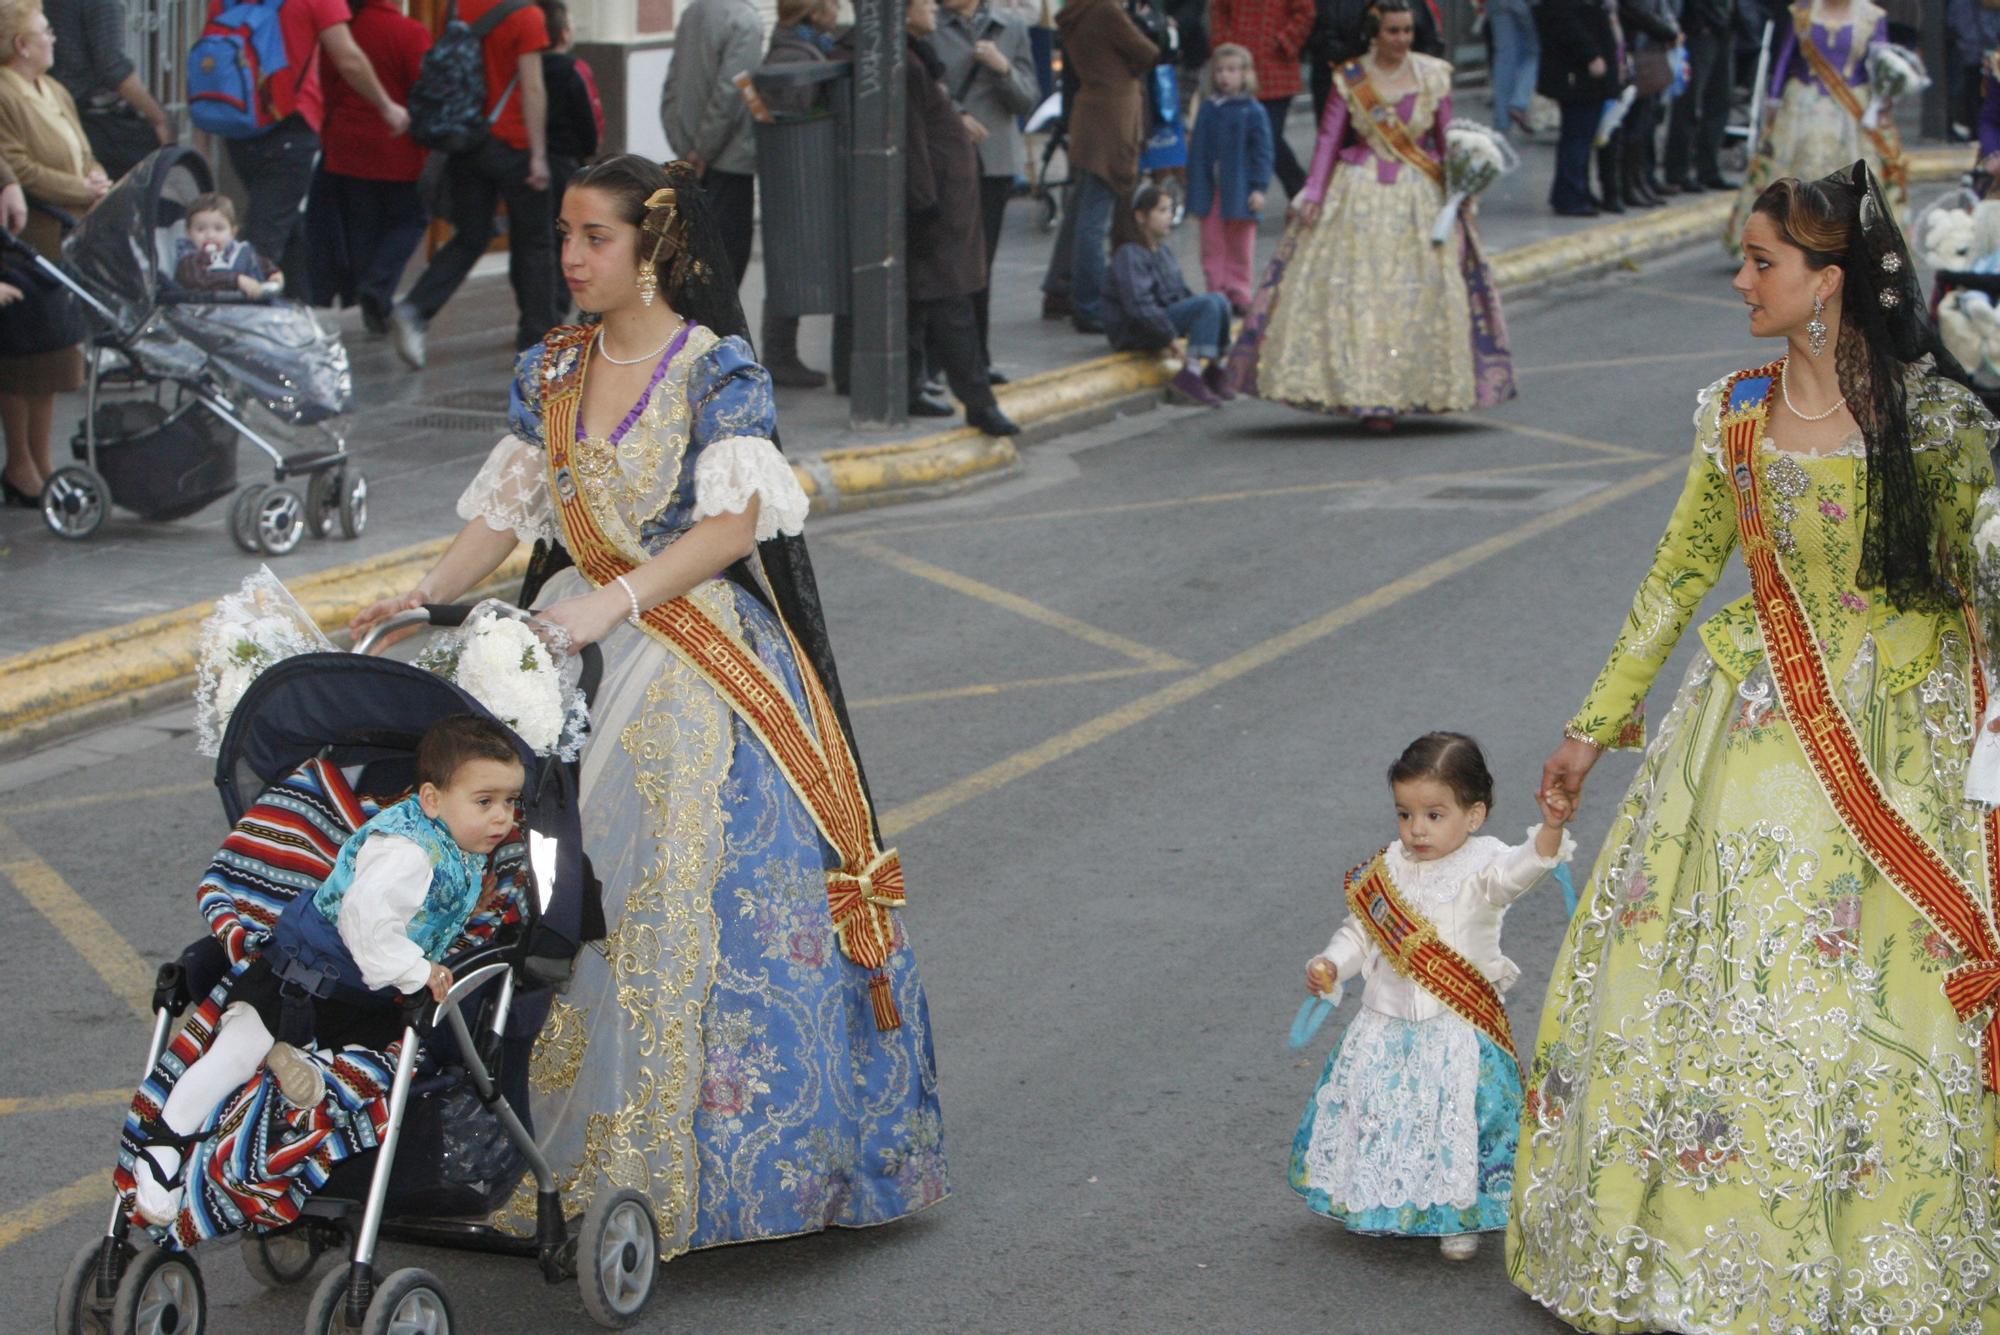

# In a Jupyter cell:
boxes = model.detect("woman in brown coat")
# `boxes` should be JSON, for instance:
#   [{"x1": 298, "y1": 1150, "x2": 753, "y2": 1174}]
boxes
[
  {"x1": 904, "y1": 0, "x2": 1017, "y2": 434},
  {"x1": 0, "y1": 0, "x2": 106, "y2": 507},
  {"x1": 1038, "y1": 0, "x2": 1158, "y2": 332}
]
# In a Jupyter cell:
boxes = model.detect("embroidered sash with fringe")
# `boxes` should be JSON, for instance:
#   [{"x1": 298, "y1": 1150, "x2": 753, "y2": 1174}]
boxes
[
  {"x1": 1720, "y1": 361, "x2": 2000, "y2": 1091},
  {"x1": 1344, "y1": 850, "x2": 1517, "y2": 1063},
  {"x1": 1791, "y1": 4, "x2": 1907, "y2": 190},
  {"x1": 538, "y1": 322, "x2": 907, "y2": 1029},
  {"x1": 1332, "y1": 60, "x2": 1445, "y2": 188}
]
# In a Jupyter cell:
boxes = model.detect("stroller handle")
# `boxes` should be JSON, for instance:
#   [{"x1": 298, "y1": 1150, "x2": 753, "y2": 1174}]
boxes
[{"x1": 351, "y1": 603, "x2": 603, "y2": 708}]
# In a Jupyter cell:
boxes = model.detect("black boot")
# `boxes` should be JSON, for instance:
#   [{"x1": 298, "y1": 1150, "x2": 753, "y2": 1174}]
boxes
[
  {"x1": 1594, "y1": 145, "x2": 1626, "y2": 213},
  {"x1": 1623, "y1": 157, "x2": 1662, "y2": 208},
  {"x1": 761, "y1": 311, "x2": 828, "y2": 389}
]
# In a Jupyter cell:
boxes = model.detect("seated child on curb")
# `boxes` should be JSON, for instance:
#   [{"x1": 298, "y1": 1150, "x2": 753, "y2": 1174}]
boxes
[
  {"x1": 171, "y1": 192, "x2": 284, "y2": 299},
  {"x1": 132, "y1": 714, "x2": 524, "y2": 1225},
  {"x1": 1288, "y1": 731, "x2": 1573, "y2": 1261},
  {"x1": 1102, "y1": 183, "x2": 1237, "y2": 409}
]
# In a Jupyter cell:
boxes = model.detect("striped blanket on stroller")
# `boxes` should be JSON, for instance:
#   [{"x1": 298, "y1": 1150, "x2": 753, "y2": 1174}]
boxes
[{"x1": 111, "y1": 759, "x2": 524, "y2": 1248}]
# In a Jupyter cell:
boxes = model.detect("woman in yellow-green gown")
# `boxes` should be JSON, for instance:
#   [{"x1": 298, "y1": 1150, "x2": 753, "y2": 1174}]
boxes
[{"x1": 1507, "y1": 162, "x2": 2000, "y2": 1332}]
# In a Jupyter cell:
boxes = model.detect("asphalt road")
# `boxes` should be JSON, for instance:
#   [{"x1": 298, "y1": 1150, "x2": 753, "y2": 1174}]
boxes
[{"x1": 0, "y1": 243, "x2": 1767, "y2": 1333}]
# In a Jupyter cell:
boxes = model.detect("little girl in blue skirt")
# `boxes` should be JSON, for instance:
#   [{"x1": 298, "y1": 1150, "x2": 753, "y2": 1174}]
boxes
[{"x1": 1290, "y1": 732, "x2": 1571, "y2": 1260}]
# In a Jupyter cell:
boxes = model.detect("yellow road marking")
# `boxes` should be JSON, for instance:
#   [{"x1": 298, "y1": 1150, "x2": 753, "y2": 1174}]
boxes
[
  {"x1": 0, "y1": 1170, "x2": 109, "y2": 1252},
  {"x1": 850, "y1": 665, "x2": 1171, "y2": 710},
  {"x1": 1515, "y1": 348, "x2": 1751, "y2": 376},
  {"x1": 0, "y1": 816, "x2": 153, "y2": 1021},
  {"x1": 833, "y1": 535, "x2": 1190, "y2": 671},
  {"x1": 857, "y1": 454, "x2": 1645, "y2": 538},
  {"x1": 0, "y1": 780, "x2": 211, "y2": 819},
  {"x1": 0, "y1": 1087, "x2": 128, "y2": 1117},
  {"x1": 880, "y1": 458, "x2": 1681, "y2": 838}
]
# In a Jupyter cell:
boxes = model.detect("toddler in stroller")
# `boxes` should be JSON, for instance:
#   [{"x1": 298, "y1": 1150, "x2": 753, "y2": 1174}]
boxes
[
  {"x1": 170, "y1": 193, "x2": 284, "y2": 301},
  {"x1": 129, "y1": 714, "x2": 526, "y2": 1229}
]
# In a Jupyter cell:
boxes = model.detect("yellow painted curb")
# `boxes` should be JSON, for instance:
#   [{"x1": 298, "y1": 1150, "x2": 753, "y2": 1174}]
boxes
[{"x1": 0, "y1": 141, "x2": 1980, "y2": 743}]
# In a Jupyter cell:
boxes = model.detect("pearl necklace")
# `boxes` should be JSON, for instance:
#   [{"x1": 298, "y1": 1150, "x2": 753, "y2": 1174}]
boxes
[
  {"x1": 595, "y1": 321, "x2": 684, "y2": 366},
  {"x1": 1780, "y1": 361, "x2": 1846, "y2": 423}
]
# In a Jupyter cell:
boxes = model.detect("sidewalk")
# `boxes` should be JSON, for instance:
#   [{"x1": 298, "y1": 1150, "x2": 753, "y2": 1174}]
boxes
[{"x1": 0, "y1": 91, "x2": 1966, "y2": 713}]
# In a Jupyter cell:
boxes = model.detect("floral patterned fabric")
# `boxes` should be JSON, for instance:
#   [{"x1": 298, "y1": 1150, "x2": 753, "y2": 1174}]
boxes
[
  {"x1": 1508, "y1": 371, "x2": 2000, "y2": 1332},
  {"x1": 481, "y1": 327, "x2": 948, "y2": 1257},
  {"x1": 1291, "y1": 1018, "x2": 1520, "y2": 1236}
]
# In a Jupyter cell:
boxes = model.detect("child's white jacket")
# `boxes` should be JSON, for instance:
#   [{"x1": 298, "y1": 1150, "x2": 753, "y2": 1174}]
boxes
[{"x1": 1317, "y1": 825, "x2": 1574, "y2": 1021}]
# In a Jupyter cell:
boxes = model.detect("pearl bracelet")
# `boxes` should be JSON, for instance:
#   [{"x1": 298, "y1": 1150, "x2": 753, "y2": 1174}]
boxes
[{"x1": 613, "y1": 573, "x2": 642, "y2": 626}]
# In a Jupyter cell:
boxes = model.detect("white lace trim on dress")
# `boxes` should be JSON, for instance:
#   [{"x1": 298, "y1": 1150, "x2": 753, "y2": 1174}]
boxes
[
  {"x1": 1302, "y1": 1007, "x2": 1482, "y2": 1211},
  {"x1": 691, "y1": 435, "x2": 809, "y2": 542},
  {"x1": 456, "y1": 435, "x2": 558, "y2": 546}
]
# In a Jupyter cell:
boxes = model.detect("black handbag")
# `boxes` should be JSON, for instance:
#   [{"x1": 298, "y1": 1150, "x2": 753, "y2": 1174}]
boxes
[{"x1": 0, "y1": 252, "x2": 87, "y2": 358}]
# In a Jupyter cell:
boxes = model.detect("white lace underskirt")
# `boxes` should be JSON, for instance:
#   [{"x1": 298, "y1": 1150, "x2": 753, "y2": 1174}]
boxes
[
  {"x1": 1299, "y1": 1007, "x2": 1481, "y2": 1212},
  {"x1": 454, "y1": 434, "x2": 810, "y2": 548}
]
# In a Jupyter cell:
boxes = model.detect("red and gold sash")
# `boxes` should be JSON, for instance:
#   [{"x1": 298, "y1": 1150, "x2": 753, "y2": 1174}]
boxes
[
  {"x1": 1791, "y1": 4, "x2": 1908, "y2": 191},
  {"x1": 1332, "y1": 60, "x2": 1446, "y2": 188},
  {"x1": 538, "y1": 323, "x2": 907, "y2": 1029},
  {"x1": 1721, "y1": 361, "x2": 2000, "y2": 1090},
  {"x1": 1344, "y1": 851, "x2": 1517, "y2": 1063}
]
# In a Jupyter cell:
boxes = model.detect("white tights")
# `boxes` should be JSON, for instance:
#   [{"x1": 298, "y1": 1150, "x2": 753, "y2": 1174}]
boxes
[{"x1": 132, "y1": 1002, "x2": 275, "y2": 1225}]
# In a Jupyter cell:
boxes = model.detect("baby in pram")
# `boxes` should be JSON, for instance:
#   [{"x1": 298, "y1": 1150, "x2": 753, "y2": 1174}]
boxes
[
  {"x1": 170, "y1": 192, "x2": 283, "y2": 300},
  {"x1": 132, "y1": 714, "x2": 524, "y2": 1226}
]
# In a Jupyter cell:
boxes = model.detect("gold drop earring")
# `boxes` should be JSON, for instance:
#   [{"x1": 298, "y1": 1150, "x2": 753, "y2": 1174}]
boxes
[{"x1": 636, "y1": 257, "x2": 658, "y2": 308}]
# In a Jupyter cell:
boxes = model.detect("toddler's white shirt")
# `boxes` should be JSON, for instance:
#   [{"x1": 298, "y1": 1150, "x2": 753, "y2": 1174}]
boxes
[
  {"x1": 334, "y1": 834, "x2": 443, "y2": 995},
  {"x1": 1319, "y1": 825, "x2": 1574, "y2": 1023}
]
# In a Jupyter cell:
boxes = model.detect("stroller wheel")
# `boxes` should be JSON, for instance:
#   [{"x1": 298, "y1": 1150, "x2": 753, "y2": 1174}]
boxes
[
  {"x1": 577, "y1": 1188, "x2": 658, "y2": 1328},
  {"x1": 56, "y1": 1234, "x2": 129, "y2": 1334},
  {"x1": 243, "y1": 1228, "x2": 323, "y2": 1289},
  {"x1": 254, "y1": 487, "x2": 306, "y2": 557},
  {"x1": 338, "y1": 471, "x2": 368, "y2": 539},
  {"x1": 303, "y1": 1267, "x2": 365, "y2": 1335},
  {"x1": 41, "y1": 466, "x2": 108, "y2": 541},
  {"x1": 360, "y1": 1268, "x2": 454, "y2": 1335},
  {"x1": 305, "y1": 471, "x2": 338, "y2": 540},
  {"x1": 228, "y1": 484, "x2": 268, "y2": 554},
  {"x1": 108, "y1": 1246, "x2": 205, "y2": 1335}
]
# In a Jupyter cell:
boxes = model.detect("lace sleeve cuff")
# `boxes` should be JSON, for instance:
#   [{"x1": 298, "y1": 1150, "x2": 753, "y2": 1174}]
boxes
[
  {"x1": 691, "y1": 436, "x2": 810, "y2": 542},
  {"x1": 456, "y1": 434, "x2": 558, "y2": 547}
]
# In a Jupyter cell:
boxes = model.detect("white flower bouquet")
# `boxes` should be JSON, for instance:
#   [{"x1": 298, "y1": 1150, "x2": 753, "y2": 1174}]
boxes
[
  {"x1": 1967, "y1": 486, "x2": 2000, "y2": 804},
  {"x1": 1862, "y1": 42, "x2": 1928, "y2": 131},
  {"x1": 1430, "y1": 122, "x2": 1519, "y2": 245},
  {"x1": 413, "y1": 601, "x2": 589, "y2": 759},
  {"x1": 193, "y1": 566, "x2": 335, "y2": 756},
  {"x1": 1917, "y1": 191, "x2": 1978, "y2": 272}
]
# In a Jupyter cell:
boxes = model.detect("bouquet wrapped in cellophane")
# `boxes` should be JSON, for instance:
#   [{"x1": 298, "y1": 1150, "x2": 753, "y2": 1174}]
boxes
[
  {"x1": 413, "y1": 600, "x2": 590, "y2": 759},
  {"x1": 1861, "y1": 42, "x2": 1928, "y2": 130},
  {"x1": 1430, "y1": 122, "x2": 1519, "y2": 245},
  {"x1": 193, "y1": 566, "x2": 335, "y2": 756},
  {"x1": 1966, "y1": 486, "x2": 2000, "y2": 804}
]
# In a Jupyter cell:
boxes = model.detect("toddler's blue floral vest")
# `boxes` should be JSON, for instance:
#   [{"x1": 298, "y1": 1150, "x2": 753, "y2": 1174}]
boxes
[{"x1": 312, "y1": 796, "x2": 487, "y2": 960}]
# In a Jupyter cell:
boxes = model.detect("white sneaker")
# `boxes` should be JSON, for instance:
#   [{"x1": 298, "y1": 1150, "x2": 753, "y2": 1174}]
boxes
[
  {"x1": 132, "y1": 1147, "x2": 183, "y2": 1226},
  {"x1": 265, "y1": 1042, "x2": 326, "y2": 1110},
  {"x1": 389, "y1": 302, "x2": 427, "y2": 370},
  {"x1": 1439, "y1": 1233, "x2": 1479, "y2": 1261}
]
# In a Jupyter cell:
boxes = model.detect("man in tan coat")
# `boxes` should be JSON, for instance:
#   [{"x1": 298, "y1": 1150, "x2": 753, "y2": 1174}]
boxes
[{"x1": 1038, "y1": 0, "x2": 1158, "y2": 333}]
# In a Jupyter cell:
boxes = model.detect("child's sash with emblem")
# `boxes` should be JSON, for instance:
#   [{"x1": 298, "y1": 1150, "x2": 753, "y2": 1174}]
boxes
[
  {"x1": 1343, "y1": 850, "x2": 1517, "y2": 1063},
  {"x1": 1789, "y1": 4, "x2": 1907, "y2": 189},
  {"x1": 1720, "y1": 361, "x2": 2000, "y2": 1090},
  {"x1": 1330, "y1": 61, "x2": 1445, "y2": 188},
  {"x1": 536, "y1": 322, "x2": 908, "y2": 1030}
]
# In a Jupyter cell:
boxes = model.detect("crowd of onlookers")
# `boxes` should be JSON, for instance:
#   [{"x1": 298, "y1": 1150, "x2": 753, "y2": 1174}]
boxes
[{"x1": 1, "y1": 0, "x2": 1991, "y2": 483}]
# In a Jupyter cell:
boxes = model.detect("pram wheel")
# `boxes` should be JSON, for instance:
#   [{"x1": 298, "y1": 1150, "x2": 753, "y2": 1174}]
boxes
[
  {"x1": 577, "y1": 1188, "x2": 658, "y2": 1329},
  {"x1": 228, "y1": 484, "x2": 267, "y2": 554},
  {"x1": 41, "y1": 466, "x2": 108, "y2": 541},
  {"x1": 108, "y1": 1246, "x2": 205, "y2": 1335},
  {"x1": 242, "y1": 1228, "x2": 323, "y2": 1289},
  {"x1": 302, "y1": 1267, "x2": 363, "y2": 1335},
  {"x1": 360, "y1": 1268, "x2": 454, "y2": 1335},
  {"x1": 308, "y1": 469, "x2": 369, "y2": 541},
  {"x1": 55, "y1": 1235, "x2": 128, "y2": 1334},
  {"x1": 251, "y1": 486, "x2": 306, "y2": 556},
  {"x1": 338, "y1": 472, "x2": 368, "y2": 539}
]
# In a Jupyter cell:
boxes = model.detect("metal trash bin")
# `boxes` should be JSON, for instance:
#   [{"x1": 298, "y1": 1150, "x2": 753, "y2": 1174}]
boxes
[{"x1": 753, "y1": 62, "x2": 852, "y2": 318}]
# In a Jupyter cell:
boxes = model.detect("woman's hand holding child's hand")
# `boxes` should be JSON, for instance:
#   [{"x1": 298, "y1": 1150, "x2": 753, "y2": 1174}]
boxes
[
  {"x1": 1305, "y1": 956, "x2": 1338, "y2": 997},
  {"x1": 1533, "y1": 786, "x2": 1574, "y2": 859}
]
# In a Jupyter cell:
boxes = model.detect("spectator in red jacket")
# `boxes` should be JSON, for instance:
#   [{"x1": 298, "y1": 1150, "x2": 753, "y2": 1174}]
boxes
[
  {"x1": 1212, "y1": 0, "x2": 1315, "y2": 197},
  {"x1": 305, "y1": 0, "x2": 431, "y2": 334}
]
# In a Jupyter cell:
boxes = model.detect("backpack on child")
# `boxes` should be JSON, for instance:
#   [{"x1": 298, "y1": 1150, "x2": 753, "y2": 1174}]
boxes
[
  {"x1": 187, "y1": 0, "x2": 312, "y2": 140},
  {"x1": 407, "y1": 0, "x2": 536, "y2": 154}
]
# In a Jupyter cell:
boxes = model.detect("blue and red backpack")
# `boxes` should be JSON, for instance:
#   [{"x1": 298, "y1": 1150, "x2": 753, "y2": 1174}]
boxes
[{"x1": 187, "y1": 0, "x2": 311, "y2": 139}]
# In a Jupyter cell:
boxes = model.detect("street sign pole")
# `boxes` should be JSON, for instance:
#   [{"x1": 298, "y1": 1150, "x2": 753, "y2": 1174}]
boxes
[{"x1": 848, "y1": 0, "x2": 907, "y2": 428}]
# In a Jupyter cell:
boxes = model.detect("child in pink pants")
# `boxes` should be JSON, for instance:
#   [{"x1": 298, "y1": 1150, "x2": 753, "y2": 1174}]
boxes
[{"x1": 1186, "y1": 45, "x2": 1274, "y2": 312}]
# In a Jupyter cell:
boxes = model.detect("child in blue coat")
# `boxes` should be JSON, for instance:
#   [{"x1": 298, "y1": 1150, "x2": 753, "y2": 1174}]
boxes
[{"x1": 1184, "y1": 45, "x2": 1273, "y2": 312}]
